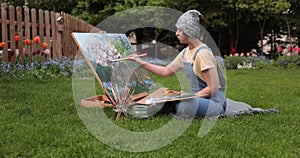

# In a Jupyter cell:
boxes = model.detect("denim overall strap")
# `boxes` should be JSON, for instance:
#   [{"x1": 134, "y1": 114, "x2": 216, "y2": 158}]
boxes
[
  {"x1": 176, "y1": 46, "x2": 226, "y2": 117},
  {"x1": 193, "y1": 46, "x2": 226, "y2": 91},
  {"x1": 192, "y1": 46, "x2": 210, "y2": 62},
  {"x1": 182, "y1": 46, "x2": 214, "y2": 93},
  {"x1": 188, "y1": 46, "x2": 227, "y2": 104}
]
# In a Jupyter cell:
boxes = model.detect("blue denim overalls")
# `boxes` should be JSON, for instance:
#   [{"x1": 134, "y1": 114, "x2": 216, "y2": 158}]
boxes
[{"x1": 175, "y1": 46, "x2": 226, "y2": 117}]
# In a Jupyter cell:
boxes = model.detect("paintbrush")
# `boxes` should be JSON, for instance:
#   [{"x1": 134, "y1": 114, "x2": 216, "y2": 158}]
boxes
[
  {"x1": 110, "y1": 53, "x2": 147, "y2": 62},
  {"x1": 114, "y1": 83, "x2": 135, "y2": 121}
]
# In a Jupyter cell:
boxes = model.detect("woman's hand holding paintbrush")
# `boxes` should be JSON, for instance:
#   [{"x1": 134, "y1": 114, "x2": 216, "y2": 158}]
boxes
[
  {"x1": 126, "y1": 53, "x2": 149, "y2": 67},
  {"x1": 110, "y1": 53, "x2": 147, "y2": 62}
]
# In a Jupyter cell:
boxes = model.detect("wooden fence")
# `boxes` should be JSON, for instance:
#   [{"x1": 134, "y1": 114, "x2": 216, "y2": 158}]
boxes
[{"x1": 0, "y1": 3, "x2": 102, "y2": 63}]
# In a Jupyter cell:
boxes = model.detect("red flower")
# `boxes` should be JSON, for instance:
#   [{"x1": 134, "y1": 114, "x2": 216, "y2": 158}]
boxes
[
  {"x1": 0, "y1": 42, "x2": 7, "y2": 48},
  {"x1": 277, "y1": 46, "x2": 282, "y2": 53},
  {"x1": 8, "y1": 50, "x2": 14, "y2": 56},
  {"x1": 25, "y1": 39, "x2": 31, "y2": 45},
  {"x1": 42, "y1": 42, "x2": 48, "y2": 48},
  {"x1": 33, "y1": 37, "x2": 41, "y2": 43},
  {"x1": 230, "y1": 48, "x2": 236, "y2": 53},
  {"x1": 15, "y1": 35, "x2": 20, "y2": 41}
]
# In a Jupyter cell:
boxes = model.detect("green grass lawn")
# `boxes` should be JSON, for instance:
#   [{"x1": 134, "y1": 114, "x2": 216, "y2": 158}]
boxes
[{"x1": 0, "y1": 69, "x2": 299, "y2": 157}]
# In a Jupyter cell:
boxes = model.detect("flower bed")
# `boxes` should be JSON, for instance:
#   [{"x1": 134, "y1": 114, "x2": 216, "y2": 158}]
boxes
[
  {"x1": 1, "y1": 54, "x2": 299, "y2": 80},
  {"x1": 224, "y1": 55, "x2": 300, "y2": 69},
  {"x1": 0, "y1": 56, "x2": 80, "y2": 79},
  {"x1": 224, "y1": 56, "x2": 268, "y2": 69}
]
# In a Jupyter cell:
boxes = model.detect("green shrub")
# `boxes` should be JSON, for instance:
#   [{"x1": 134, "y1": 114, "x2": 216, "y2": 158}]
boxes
[
  {"x1": 224, "y1": 56, "x2": 268, "y2": 70},
  {"x1": 274, "y1": 56, "x2": 300, "y2": 69},
  {"x1": 224, "y1": 55, "x2": 300, "y2": 70}
]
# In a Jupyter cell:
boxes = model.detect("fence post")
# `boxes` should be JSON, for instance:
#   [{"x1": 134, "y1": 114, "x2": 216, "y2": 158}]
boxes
[
  {"x1": 38, "y1": 9, "x2": 44, "y2": 61},
  {"x1": 9, "y1": 5, "x2": 16, "y2": 63},
  {"x1": 1, "y1": 3, "x2": 8, "y2": 63},
  {"x1": 56, "y1": 12, "x2": 63, "y2": 59},
  {"x1": 44, "y1": 10, "x2": 51, "y2": 60},
  {"x1": 63, "y1": 13, "x2": 70, "y2": 57},
  {"x1": 24, "y1": 6, "x2": 31, "y2": 57},
  {"x1": 16, "y1": 6, "x2": 24, "y2": 61},
  {"x1": 31, "y1": 8, "x2": 37, "y2": 55},
  {"x1": 51, "y1": 11, "x2": 57, "y2": 59}
]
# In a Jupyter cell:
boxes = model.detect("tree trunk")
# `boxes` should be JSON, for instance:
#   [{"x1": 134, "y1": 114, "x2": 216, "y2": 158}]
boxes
[
  {"x1": 258, "y1": 19, "x2": 266, "y2": 56},
  {"x1": 229, "y1": 33, "x2": 235, "y2": 52},
  {"x1": 235, "y1": 14, "x2": 239, "y2": 49},
  {"x1": 218, "y1": 28, "x2": 222, "y2": 50}
]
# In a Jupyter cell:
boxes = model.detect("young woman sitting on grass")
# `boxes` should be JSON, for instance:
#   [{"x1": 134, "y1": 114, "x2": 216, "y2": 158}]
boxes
[{"x1": 128, "y1": 10, "x2": 226, "y2": 118}]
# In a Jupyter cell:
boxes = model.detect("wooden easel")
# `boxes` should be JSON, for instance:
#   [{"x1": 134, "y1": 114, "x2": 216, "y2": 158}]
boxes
[{"x1": 71, "y1": 33, "x2": 122, "y2": 119}]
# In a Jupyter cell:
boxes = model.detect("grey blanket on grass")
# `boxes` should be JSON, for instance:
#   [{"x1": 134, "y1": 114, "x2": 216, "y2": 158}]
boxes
[{"x1": 221, "y1": 98, "x2": 279, "y2": 118}]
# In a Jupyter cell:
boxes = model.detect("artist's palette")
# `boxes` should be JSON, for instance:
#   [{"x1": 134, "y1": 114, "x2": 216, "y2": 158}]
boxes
[{"x1": 136, "y1": 88, "x2": 197, "y2": 105}]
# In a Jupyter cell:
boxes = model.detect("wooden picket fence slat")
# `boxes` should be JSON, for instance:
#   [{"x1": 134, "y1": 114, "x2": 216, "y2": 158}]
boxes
[
  {"x1": 0, "y1": 3, "x2": 102, "y2": 63},
  {"x1": 1, "y1": 3, "x2": 8, "y2": 62},
  {"x1": 16, "y1": 6, "x2": 24, "y2": 61}
]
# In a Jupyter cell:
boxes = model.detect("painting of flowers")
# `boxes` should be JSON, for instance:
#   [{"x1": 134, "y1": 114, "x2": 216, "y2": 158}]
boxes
[
  {"x1": 71, "y1": 33, "x2": 154, "y2": 96},
  {"x1": 72, "y1": 33, "x2": 135, "y2": 66}
]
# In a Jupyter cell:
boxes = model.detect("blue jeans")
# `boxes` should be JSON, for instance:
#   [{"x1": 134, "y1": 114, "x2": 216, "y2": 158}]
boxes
[{"x1": 175, "y1": 97, "x2": 226, "y2": 117}]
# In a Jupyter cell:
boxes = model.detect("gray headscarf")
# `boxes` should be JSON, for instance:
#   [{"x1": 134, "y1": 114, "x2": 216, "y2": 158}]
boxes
[{"x1": 175, "y1": 10, "x2": 203, "y2": 39}]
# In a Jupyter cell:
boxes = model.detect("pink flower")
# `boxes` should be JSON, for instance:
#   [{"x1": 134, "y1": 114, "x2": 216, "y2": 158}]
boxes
[
  {"x1": 293, "y1": 48, "x2": 298, "y2": 52},
  {"x1": 44, "y1": 49, "x2": 50, "y2": 55}
]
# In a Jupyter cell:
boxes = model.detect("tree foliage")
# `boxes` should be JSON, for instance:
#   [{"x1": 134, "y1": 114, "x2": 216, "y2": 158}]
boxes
[
  {"x1": 3, "y1": 0, "x2": 78, "y2": 13},
  {"x1": 2, "y1": 0, "x2": 299, "y2": 55}
]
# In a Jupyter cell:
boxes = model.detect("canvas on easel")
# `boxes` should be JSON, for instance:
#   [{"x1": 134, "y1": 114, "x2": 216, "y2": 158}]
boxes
[
  {"x1": 71, "y1": 32, "x2": 197, "y2": 110},
  {"x1": 71, "y1": 32, "x2": 154, "y2": 108}
]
